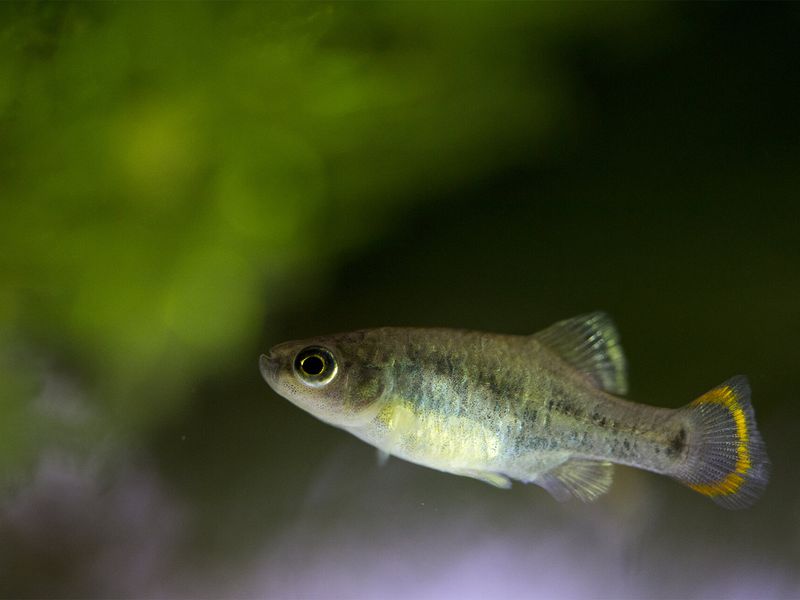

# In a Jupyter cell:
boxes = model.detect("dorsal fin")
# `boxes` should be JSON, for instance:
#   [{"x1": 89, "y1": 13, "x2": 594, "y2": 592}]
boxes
[
  {"x1": 533, "y1": 311, "x2": 628, "y2": 395},
  {"x1": 537, "y1": 459, "x2": 614, "y2": 503}
]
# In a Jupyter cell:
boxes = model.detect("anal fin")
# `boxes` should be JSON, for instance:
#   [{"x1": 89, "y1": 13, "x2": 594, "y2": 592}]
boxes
[
  {"x1": 456, "y1": 469, "x2": 512, "y2": 489},
  {"x1": 537, "y1": 459, "x2": 614, "y2": 503}
]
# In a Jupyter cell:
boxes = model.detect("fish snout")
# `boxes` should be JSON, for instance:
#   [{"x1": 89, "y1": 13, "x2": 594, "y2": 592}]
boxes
[{"x1": 259, "y1": 353, "x2": 280, "y2": 383}]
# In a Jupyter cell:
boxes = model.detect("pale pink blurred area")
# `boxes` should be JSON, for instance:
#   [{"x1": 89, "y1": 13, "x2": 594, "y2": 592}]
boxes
[
  {"x1": 1, "y1": 416, "x2": 798, "y2": 599},
  {"x1": 0, "y1": 453, "x2": 185, "y2": 598},
  {"x1": 230, "y1": 493, "x2": 799, "y2": 599},
  {"x1": 159, "y1": 443, "x2": 799, "y2": 600}
]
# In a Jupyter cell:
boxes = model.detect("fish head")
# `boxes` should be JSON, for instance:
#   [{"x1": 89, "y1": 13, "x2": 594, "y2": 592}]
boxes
[{"x1": 260, "y1": 331, "x2": 389, "y2": 427}]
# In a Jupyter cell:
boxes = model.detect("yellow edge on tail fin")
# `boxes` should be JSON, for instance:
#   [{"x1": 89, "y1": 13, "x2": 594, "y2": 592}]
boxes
[{"x1": 688, "y1": 385, "x2": 751, "y2": 497}]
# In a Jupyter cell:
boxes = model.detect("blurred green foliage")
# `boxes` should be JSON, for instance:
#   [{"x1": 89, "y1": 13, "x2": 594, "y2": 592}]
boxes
[{"x1": 0, "y1": 3, "x2": 660, "y2": 465}]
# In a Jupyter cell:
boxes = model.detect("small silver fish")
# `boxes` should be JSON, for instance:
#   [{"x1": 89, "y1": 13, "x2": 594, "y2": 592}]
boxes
[{"x1": 260, "y1": 312, "x2": 769, "y2": 508}]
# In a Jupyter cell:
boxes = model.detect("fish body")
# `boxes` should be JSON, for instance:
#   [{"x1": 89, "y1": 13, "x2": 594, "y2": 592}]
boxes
[{"x1": 260, "y1": 313, "x2": 769, "y2": 508}]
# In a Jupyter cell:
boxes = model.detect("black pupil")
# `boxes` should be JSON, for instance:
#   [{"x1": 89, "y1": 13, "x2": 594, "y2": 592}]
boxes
[{"x1": 302, "y1": 354, "x2": 325, "y2": 376}]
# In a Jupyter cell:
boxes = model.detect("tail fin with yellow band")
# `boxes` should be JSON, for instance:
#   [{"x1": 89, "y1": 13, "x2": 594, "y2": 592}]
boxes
[{"x1": 674, "y1": 375, "x2": 769, "y2": 509}]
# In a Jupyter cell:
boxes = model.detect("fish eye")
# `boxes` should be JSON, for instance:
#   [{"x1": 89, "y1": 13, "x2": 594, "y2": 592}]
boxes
[
  {"x1": 294, "y1": 346, "x2": 338, "y2": 387},
  {"x1": 301, "y1": 354, "x2": 325, "y2": 376}
]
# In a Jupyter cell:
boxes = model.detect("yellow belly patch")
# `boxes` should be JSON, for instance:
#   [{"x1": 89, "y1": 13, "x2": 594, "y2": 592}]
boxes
[{"x1": 378, "y1": 400, "x2": 501, "y2": 467}]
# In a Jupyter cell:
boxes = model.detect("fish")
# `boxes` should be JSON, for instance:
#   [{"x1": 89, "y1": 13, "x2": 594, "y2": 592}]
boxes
[{"x1": 259, "y1": 312, "x2": 770, "y2": 508}]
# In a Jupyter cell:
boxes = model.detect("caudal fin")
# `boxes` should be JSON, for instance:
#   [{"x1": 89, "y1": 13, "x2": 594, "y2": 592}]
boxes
[{"x1": 674, "y1": 376, "x2": 770, "y2": 509}]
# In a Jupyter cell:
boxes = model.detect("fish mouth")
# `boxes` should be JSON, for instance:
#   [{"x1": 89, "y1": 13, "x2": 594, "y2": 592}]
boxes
[{"x1": 259, "y1": 353, "x2": 280, "y2": 383}]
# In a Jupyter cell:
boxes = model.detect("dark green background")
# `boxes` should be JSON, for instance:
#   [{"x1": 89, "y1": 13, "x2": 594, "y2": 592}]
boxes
[{"x1": 1, "y1": 3, "x2": 798, "y2": 598}]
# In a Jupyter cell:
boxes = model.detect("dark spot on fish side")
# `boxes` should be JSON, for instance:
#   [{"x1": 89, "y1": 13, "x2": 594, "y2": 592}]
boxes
[
  {"x1": 474, "y1": 367, "x2": 524, "y2": 403},
  {"x1": 667, "y1": 428, "x2": 687, "y2": 457},
  {"x1": 482, "y1": 374, "x2": 506, "y2": 398},
  {"x1": 430, "y1": 353, "x2": 452, "y2": 377},
  {"x1": 548, "y1": 394, "x2": 583, "y2": 419},
  {"x1": 407, "y1": 344, "x2": 421, "y2": 363},
  {"x1": 591, "y1": 412, "x2": 608, "y2": 427}
]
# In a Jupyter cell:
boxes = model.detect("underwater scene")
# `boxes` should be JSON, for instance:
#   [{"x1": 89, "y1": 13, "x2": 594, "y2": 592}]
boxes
[{"x1": 1, "y1": 3, "x2": 798, "y2": 598}]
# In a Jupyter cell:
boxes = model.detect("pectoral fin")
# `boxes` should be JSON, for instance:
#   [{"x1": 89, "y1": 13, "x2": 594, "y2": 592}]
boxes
[
  {"x1": 537, "y1": 459, "x2": 614, "y2": 502},
  {"x1": 376, "y1": 449, "x2": 391, "y2": 467}
]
